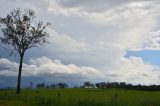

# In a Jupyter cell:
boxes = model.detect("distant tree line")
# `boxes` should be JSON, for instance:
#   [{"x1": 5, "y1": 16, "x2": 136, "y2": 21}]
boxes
[
  {"x1": 36, "y1": 83, "x2": 68, "y2": 89},
  {"x1": 95, "y1": 82, "x2": 160, "y2": 91},
  {"x1": 3, "y1": 81, "x2": 160, "y2": 91},
  {"x1": 76, "y1": 81, "x2": 160, "y2": 91}
]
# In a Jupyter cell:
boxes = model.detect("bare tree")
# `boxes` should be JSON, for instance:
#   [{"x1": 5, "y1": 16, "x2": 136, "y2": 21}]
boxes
[{"x1": 0, "y1": 8, "x2": 50, "y2": 94}]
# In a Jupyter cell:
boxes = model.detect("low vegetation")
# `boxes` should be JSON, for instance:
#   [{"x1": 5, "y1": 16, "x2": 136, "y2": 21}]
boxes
[{"x1": 0, "y1": 88, "x2": 160, "y2": 106}]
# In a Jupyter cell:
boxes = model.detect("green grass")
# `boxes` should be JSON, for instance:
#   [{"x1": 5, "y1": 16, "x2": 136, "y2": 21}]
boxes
[{"x1": 0, "y1": 88, "x2": 160, "y2": 106}]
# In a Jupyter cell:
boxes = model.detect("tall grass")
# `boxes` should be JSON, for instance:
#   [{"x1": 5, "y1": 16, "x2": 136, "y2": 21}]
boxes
[{"x1": 0, "y1": 88, "x2": 160, "y2": 106}]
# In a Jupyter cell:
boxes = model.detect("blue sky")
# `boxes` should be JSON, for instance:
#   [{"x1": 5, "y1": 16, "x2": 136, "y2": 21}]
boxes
[
  {"x1": 0, "y1": 0, "x2": 160, "y2": 87},
  {"x1": 126, "y1": 50, "x2": 160, "y2": 66}
]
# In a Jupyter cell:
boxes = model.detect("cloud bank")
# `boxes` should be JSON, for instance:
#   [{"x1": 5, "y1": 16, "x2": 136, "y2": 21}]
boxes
[{"x1": 0, "y1": 0, "x2": 160, "y2": 85}]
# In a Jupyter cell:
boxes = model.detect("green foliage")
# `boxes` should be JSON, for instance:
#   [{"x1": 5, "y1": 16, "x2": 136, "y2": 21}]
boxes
[
  {"x1": 0, "y1": 88, "x2": 160, "y2": 106},
  {"x1": 0, "y1": 8, "x2": 50, "y2": 55}
]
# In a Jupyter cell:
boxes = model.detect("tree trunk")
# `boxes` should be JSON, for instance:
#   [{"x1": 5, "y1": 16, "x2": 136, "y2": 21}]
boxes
[{"x1": 16, "y1": 53, "x2": 24, "y2": 94}]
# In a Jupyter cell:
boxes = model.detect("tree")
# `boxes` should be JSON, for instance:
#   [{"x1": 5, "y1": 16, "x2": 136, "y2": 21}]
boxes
[
  {"x1": 83, "y1": 81, "x2": 94, "y2": 88},
  {"x1": 29, "y1": 82, "x2": 33, "y2": 89},
  {"x1": 36, "y1": 83, "x2": 45, "y2": 89},
  {"x1": 57, "y1": 83, "x2": 68, "y2": 88},
  {"x1": 0, "y1": 8, "x2": 50, "y2": 94},
  {"x1": 50, "y1": 84, "x2": 56, "y2": 88}
]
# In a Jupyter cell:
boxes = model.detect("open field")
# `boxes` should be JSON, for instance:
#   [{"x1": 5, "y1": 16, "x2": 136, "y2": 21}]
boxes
[{"x1": 0, "y1": 88, "x2": 160, "y2": 106}]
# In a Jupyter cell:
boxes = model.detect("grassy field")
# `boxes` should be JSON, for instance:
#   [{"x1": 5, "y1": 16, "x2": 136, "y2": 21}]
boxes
[{"x1": 0, "y1": 88, "x2": 160, "y2": 106}]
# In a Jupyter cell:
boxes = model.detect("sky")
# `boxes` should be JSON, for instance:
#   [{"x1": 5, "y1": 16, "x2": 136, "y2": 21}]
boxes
[{"x1": 0, "y1": 0, "x2": 160, "y2": 88}]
